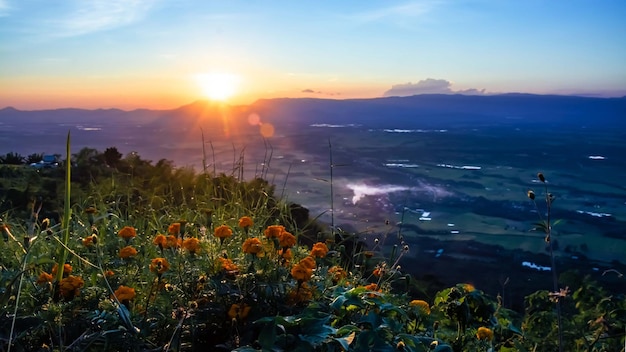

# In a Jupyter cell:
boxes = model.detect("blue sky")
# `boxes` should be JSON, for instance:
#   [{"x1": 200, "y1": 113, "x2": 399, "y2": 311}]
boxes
[{"x1": 1, "y1": 0, "x2": 625, "y2": 109}]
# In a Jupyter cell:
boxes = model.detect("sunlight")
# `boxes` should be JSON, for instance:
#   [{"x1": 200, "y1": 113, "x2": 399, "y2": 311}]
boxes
[{"x1": 195, "y1": 72, "x2": 240, "y2": 101}]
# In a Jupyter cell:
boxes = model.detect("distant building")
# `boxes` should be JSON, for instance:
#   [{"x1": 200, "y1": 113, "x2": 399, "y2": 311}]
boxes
[{"x1": 30, "y1": 155, "x2": 59, "y2": 169}]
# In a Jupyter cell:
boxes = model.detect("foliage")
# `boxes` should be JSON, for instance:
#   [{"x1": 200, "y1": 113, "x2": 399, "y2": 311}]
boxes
[{"x1": 0, "y1": 150, "x2": 624, "y2": 351}]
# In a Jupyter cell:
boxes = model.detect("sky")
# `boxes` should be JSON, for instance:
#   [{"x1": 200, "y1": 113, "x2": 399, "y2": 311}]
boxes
[{"x1": 1, "y1": 0, "x2": 625, "y2": 110}]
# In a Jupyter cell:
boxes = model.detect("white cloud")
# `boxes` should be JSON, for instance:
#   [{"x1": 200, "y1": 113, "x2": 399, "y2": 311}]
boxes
[
  {"x1": 56, "y1": 0, "x2": 157, "y2": 36},
  {"x1": 383, "y1": 78, "x2": 486, "y2": 97}
]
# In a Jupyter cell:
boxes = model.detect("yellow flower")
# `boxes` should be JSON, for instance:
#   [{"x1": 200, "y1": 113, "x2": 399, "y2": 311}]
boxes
[
  {"x1": 113, "y1": 285, "x2": 136, "y2": 302},
  {"x1": 242, "y1": 238, "x2": 263, "y2": 254},
  {"x1": 119, "y1": 246, "x2": 138, "y2": 259},
  {"x1": 238, "y1": 216, "x2": 254, "y2": 228},
  {"x1": 182, "y1": 237, "x2": 201, "y2": 254},
  {"x1": 409, "y1": 300, "x2": 431, "y2": 315},
  {"x1": 150, "y1": 257, "x2": 170, "y2": 275},
  {"x1": 118, "y1": 226, "x2": 136, "y2": 240},
  {"x1": 59, "y1": 275, "x2": 84, "y2": 300},
  {"x1": 278, "y1": 231, "x2": 296, "y2": 248},
  {"x1": 214, "y1": 225, "x2": 233, "y2": 239},
  {"x1": 263, "y1": 225, "x2": 285, "y2": 239},
  {"x1": 476, "y1": 326, "x2": 494, "y2": 341},
  {"x1": 310, "y1": 242, "x2": 329, "y2": 258}
]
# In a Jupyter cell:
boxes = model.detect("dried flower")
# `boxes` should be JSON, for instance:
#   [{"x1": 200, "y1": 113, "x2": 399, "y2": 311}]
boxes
[
  {"x1": 242, "y1": 238, "x2": 263, "y2": 254},
  {"x1": 105, "y1": 270, "x2": 115, "y2": 278},
  {"x1": 373, "y1": 268, "x2": 383, "y2": 277},
  {"x1": 59, "y1": 275, "x2": 84, "y2": 300},
  {"x1": 527, "y1": 190, "x2": 535, "y2": 200},
  {"x1": 476, "y1": 326, "x2": 494, "y2": 341},
  {"x1": 409, "y1": 300, "x2": 431, "y2": 315},
  {"x1": 113, "y1": 285, "x2": 136, "y2": 302},
  {"x1": 328, "y1": 266, "x2": 347, "y2": 283},
  {"x1": 310, "y1": 242, "x2": 329, "y2": 258},
  {"x1": 118, "y1": 226, "x2": 136, "y2": 240},
  {"x1": 279, "y1": 231, "x2": 296, "y2": 248},
  {"x1": 182, "y1": 237, "x2": 201, "y2": 254},
  {"x1": 150, "y1": 257, "x2": 170, "y2": 275},
  {"x1": 263, "y1": 225, "x2": 285, "y2": 239},
  {"x1": 238, "y1": 216, "x2": 254, "y2": 229},
  {"x1": 548, "y1": 286, "x2": 570, "y2": 303},
  {"x1": 119, "y1": 246, "x2": 138, "y2": 259},
  {"x1": 537, "y1": 172, "x2": 546, "y2": 183}
]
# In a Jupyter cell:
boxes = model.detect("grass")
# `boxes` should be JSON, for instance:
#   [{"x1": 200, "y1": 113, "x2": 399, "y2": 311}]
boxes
[{"x1": 0, "y1": 139, "x2": 625, "y2": 351}]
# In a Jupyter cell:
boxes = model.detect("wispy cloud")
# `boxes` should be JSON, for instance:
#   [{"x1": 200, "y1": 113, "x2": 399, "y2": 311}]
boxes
[
  {"x1": 55, "y1": 0, "x2": 157, "y2": 37},
  {"x1": 383, "y1": 78, "x2": 486, "y2": 96},
  {"x1": 349, "y1": 0, "x2": 442, "y2": 24},
  {"x1": 0, "y1": 0, "x2": 11, "y2": 17}
]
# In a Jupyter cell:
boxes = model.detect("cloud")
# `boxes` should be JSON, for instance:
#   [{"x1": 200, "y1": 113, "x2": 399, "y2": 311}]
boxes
[
  {"x1": 383, "y1": 78, "x2": 486, "y2": 97},
  {"x1": 56, "y1": 0, "x2": 157, "y2": 36},
  {"x1": 302, "y1": 89, "x2": 341, "y2": 96},
  {"x1": 301, "y1": 89, "x2": 315, "y2": 93}
]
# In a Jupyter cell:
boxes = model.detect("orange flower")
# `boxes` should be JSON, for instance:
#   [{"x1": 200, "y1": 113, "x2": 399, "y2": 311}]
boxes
[
  {"x1": 51, "y1": 263, "x2": 72, "y2": 277},
  {"x1": 113, "y1": 285, "x2": 136, "y2": 302},
  {"x1": 153, "y1": 234, "x2": 167, "y2": 248},
  {"x1": 373, "y1": 268, "x2": 383, "y2": 277},
  {"x1": 84, "y1": 206, "x2": 97, "y2": 214},
  {"x1": 242, "y1": 238, "x2": 263, "y2": 254},
  {"x1": 59, "y1": 275, "x2": 84, "y2": 299},
  {"x1": 166, "y1": 235, "x2": 181, "y2": 248},
  {"x1": 290, "y1": 263, "x2": 313, "y2": 282},
  {"x1": 310, "y1": 242, "x2": 329, "y2": 258},
  {"x1": 278, "y1": 231, "x2": 296, "y2": 248},
  {"x1": 118, "y1": 226, "x2": 136, "y2": 240},
  {"x1": 238, "y1": 216, "x2": 254, "y2": 228},
  {"x1": 168, "y1": 222, "x2": 181, "y2": 236},
  {"x1": 287, "y1": 282, "x2": 313, "y2": 305},
  {"x1": 214, "y1": 225, "x2": 233, "y2": 239},
  {"x1": 299, "y1": 256, "x2": 316, "y2": 270},
  {"x1": 463, "y1": 283, "x2": 475, "y2": 293},
  {"x1": 364, "y1": 283, "x2": 378, "y2": 291},
  {"x1": 105, "y1": 270, "x2": 115, "y2": 278},
  {"x1": 182, "y1": 237, "x2": 201, "y2": 254},
  {"x1": 279, "y1": 248, "x2": 293, "y2": 261},
  {"x1": 218, "y1": 257, "x2": 239, "y2": 273},
  {"x1": 36, "y1": 272, "x2": 53, "y2": 285},
  {"x1": 150, "y1": 257, "x2": 170, "y2": 275},
  {"x1": 409, "y1": 300, "x2": 431, "y2": 315},
  {"x1": 119, "y1": 246, "x2": 138, "y2": 259},
  {"x1": 476, "y1": 326, "x2": 494, "y2": 341},
  {"x1": 264, "y1": 225, "x2": 285, "y2": 238},
  {"x1": 228, "y1": 303, "x2": 251, "y2": 320},
  {"x1": 328, "y1": 266, "x2": 347, "y2": 283},
  {"x1": 82, "y1": 235, "x2": 95, "y2": 247}
]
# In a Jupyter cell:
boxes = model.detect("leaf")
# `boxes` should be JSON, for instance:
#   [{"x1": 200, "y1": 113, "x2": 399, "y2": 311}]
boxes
[
  {"x1": 333, "y1": 331, "x2": 356, "y2": 351},
  {"x1": 258, "y1": 321, "x2": 277, "y2": 350}
]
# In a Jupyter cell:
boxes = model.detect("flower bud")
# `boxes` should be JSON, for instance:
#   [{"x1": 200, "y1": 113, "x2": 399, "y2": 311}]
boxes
[
  {"x1": 537, "y1": 173, "x2": 546, "y2": 182},
  {"x1": 527, "y1": 190, "x2": 535, "y2": 200}
]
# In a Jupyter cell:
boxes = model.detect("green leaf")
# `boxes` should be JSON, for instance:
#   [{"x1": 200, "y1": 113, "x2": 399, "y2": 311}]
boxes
[{"x1": 258, "y1": 321, "x2": 277, "y2": 350}]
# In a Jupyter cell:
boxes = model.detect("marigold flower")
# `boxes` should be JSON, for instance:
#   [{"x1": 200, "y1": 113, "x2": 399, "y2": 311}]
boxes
[
  {"x1": 279, "y1": 231, "x2": 296, "y2": 248},
  {"x1": 463, "y1": 283, "x2": 475, "y2": 293},
  {"x1": 150, "y1": 257, "x2": 170, "y2": 275},
  {"x1": 476, "y1": 326, "x2": 494, "y2": 341},
  {"x1": 105, "y1": 270, "x2": 115, "y2": 277},
  {"x1": 118, "y1": 226, "x2": 136, "y2": 240},
  {"x1": 113, "y1": 285, "x2": 136, "y2": 302},
  {"x1": 59, "y1": 275, "x2": 84, "y2": 299},
  {"x1": 182, "y1": 237, "x2": 201, "y2": 254},
  {"x1": 153, "y1": 234, "x2": 167, "y2": 248},
  {"x1": 51, "y1": 263, "x2": 72, "y2": 277},
  {"x1": 328, "y1": 266, "x2": 347, "y2": 283},
  {"x1": 279, "y1": 248, "x2": 293, "y2": 261},
  {"x1": 36, "y1": 272, "x2": 53, "y2": 285},
  {"x1": 373, "y1": 268, "x2": 383, "y2": 277},
  {"x1": 228, "y1": 303, "x2": 251, "y2": 320},
  {"x1": 82, "y1": 235, "x2": 96, "y2": 247},
  {"x1": 238, "y1": 216, "x2": 254, "y2": 228},
  {"x1": 299, "y1": 256, "x2": 316, "y2": 270},
  {"x1": 290, "y1": 263, "x2": 313, "y2": 282},
  {"x1": 84, "y1": 206, "x2": 97, "y2": 214},
  {"x1": 310, "y1": 242, "x2": 329, "y2": 258},
  {"x1": 409, "y1": 300, "x2": 431, "y2": 315},
  {"x1": 119, "y1": 246, "x2": 138, "y2": 259},
  {"x1": 214, "y1": 225, "x2": 233, "y2": 239},
  {"x1": 168, "y1": 222, "x2": 181, "y2": 236},
  {"x1": 287, "y1": 283, "x2": 313, "y2": 305},
  {"x1": 363, "y1": 283, "x2": 378, "y2": 291},
  {"x1": 166, "y1": 235, "x2": 181, "y2": 248},
  {"x1": 218, "y1": 257, "x2": 239, "y2": 273},
  {"x1": 264, "y1": 225, "x2": 285, "y2": 238},
  {"x1": 242, "y1": 238, "x2": 263, "y2": 254}
]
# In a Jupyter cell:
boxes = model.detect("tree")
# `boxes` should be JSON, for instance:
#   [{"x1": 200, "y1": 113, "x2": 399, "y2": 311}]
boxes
[
  {"x1": 1, "y1": 152, "x2": 25, "y2": 164},
  {"x1": 103, "y1": 147, "x2": 122, "y2": 168},
  {"x1": 26, "y1": 153, "x2": 44, "y2": 164}
]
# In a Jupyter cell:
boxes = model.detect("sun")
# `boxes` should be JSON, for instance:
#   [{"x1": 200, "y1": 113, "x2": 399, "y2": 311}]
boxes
[{"x1": 195, "y1": 72, "x2": 240, "y2": 101}]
